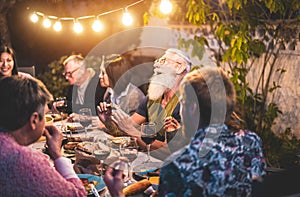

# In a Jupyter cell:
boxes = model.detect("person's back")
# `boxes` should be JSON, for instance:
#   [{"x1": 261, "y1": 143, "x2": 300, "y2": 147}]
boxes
[
  {"x1": 158, "y1": 67, "x2": 266, "y2": 197},
  {"x1": 159, "y1": 125, "x2": 265, "y2": 196},
  {"x1": 0, "y1": 76, "x2": 86, "y2": 196},
  {"x1": 0, "y1": 132, "x2": 83, "y2": 196}
]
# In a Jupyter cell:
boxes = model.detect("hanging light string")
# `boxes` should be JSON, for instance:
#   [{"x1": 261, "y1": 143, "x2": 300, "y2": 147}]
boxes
[
  {"x1": 33, "y1": 0, "x2": 145, "y2": 21},
  {"x1": 30, "y1": 0, "x2": 165, "y2": 32}
]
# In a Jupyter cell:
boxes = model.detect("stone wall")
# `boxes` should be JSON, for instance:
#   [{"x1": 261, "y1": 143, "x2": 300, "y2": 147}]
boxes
[{"x1": 246, "y1": 50, "x2": 300, "y2": 137}]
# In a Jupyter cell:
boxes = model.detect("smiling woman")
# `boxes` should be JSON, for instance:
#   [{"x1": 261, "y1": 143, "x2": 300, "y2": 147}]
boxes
[{"x1": 0, "y1": 45, "x2": 33, "y2": 79}]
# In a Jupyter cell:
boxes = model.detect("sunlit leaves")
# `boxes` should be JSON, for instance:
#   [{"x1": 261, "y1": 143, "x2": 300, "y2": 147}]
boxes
[
  {"x1": 186, "y1": 0, "x2": 210, "y2": 25},
  {"x1": 178, "y1": 36, "x2": 206, "y2": 61}
]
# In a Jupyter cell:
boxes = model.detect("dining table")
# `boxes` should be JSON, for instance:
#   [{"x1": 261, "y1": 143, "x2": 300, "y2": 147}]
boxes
[{"x1": 30, "y1": 115, "x2": 163, "y2": 197}]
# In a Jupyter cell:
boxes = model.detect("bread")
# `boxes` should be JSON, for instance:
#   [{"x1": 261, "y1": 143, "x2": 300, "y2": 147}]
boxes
[{"x1": 122, "y1": 179, "x2": 151, "y2": 196}]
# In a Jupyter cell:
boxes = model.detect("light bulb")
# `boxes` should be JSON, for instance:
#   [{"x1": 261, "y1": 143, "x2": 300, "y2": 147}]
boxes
[
  {"x1": 53, "y1": 21, "x2": 62, "y2": 32},
  {"x1": 30, "y1": 13, "x2": 39, "y2": 23},
  {"x1": 92, "y1": 19, "x2": 103, "y2": 32},
  {"x1": 43, "y1": 18, "x2": 51, "y2": 28},
  {"x1": 160, "y1": 0, "x2": 173, "y2": 14},
  {"x1": 122, "y1": 11, "x2": 133, "y2": 26},
  {"x1": 73, "y1": 21, "x2": 83, "y2": 33}
]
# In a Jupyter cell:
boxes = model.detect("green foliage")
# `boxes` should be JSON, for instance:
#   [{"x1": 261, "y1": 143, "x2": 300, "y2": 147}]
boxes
[
  {"x1": 181, "y1": 0, "x2": 300, "y2": 168},
  {"x1": 38, "y1": 56, "x2": 69, "y2": 99},
  {"x1": 178, "y1": 36, "x2": 206, "y2": 61}
]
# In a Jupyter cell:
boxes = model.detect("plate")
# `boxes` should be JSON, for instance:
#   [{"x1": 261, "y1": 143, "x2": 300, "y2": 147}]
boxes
[
  {"x1": 133, "y1": 162, "x2": 162, "y2": 173},
  {"x1": 64, "y1": 122, "x2": 85, "y2": 133},
  {"x1": 77, "y1": 174, "x2": 106, "y2": 194}
]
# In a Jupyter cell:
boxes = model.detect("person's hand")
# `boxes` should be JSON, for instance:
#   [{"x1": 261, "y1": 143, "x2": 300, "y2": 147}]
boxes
[
  {"x1": 97, "y1": 106, "x2": 110, "y2": 124},
  {"x1": 112, "y1": 107, "x2": 141, "y2": 137},
  {"x1": 98, "y1": 102, "x2": 112, "y2": 114},
  {"x1": 163, "y1": 116, "x2": 181, "y2": 132},
  {"x1": 44, "y1": 125, "x2": 63, "y2": 160},
  {"x1": 51, "y1": 101, "x2": 66, "y2": 113},
  {"x1": 103, "y1": 167, "x2": 125, "y2": 197}
]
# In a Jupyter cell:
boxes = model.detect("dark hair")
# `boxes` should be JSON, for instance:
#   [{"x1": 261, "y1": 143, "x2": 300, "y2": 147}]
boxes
[
  {"x1": 105, "y1": 55, "x2": 130, "y2": 93},
  {"x1": 0, "y1": 76, "x2": 53, "y2": 131},
  {"x1": 180, "y1": 67, "x2": 236, "y2": 128},
  {"x1": 0, "y1": 45, "x2": 19, "y2": 76}
]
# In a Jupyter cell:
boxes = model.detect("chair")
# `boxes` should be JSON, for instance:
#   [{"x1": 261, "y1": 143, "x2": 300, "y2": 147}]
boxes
[{"x1": 18, "y1": 66, "x2": 35, "y2": 77}]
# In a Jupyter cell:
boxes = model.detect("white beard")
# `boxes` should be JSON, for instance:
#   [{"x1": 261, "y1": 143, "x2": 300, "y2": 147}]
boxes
[{"x1": 148, "y1": 66, "x2": 177, "y2": 100}]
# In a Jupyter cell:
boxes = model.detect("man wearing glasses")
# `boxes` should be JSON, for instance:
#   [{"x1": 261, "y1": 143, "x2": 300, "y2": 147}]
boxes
[
  {"x1": 60, "y1": 54, "x2": 106, "y2": 115},
  {"x1": 100, "y1": 48, "x2": 192, "y2": 159}
]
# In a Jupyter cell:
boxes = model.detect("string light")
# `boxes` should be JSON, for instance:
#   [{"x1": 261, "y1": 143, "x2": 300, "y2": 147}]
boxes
[
  {"x1": 92, "y1": 18, "x2": 103, "y2": 32},
  {"x1": 159, "y1": 0, "x2": 173, "y2": 14},
  {"x1": 43, "y1": 17, "x2": 51, "y2": 28},
  {"x1": 29, "y1": 0, "x2": 174, "y2": 33},
  {"x1": 53, "y1": 20, "x2": 62, "y2": 32},
  {"x1": 30, "y1": 12, "x2": 39, "y2": 23},
  {"x1": 122, "y1": 8, "x2": 133, "y2": 26},
  {"x1": 73, "y1": 19, "x2": 83, "y2": 33}
]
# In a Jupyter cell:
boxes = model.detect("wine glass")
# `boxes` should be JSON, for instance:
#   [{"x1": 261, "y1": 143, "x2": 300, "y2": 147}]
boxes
[
  {"x1": 55, "y1": 97, "x2": 68, "y2": 134},
  {"x1": 93, "y1": 135, "x2": 111, "y2": 176},
  {"x1": 78, "y1": 108, "x2": 92, "y2": 141},
  {"x1": 140, "y1": 122, "x2": 157, "y2": 163},
  {"x1": 119, "y1": 137, "x2": 139, "y2": 186}
]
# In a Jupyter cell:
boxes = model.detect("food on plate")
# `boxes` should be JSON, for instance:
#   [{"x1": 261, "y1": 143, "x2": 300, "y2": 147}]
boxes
[
  {"x1": 149, "y1": 176, "x2": 159, "y2": 185},
  {"x1": 49, "y1": 113, "x2": 67, "y2": 121},
  {"x1": 80, "y1": 178, "x2": 99, "y2": 193},
  {"x1": 66, "y1": 124, "x2": 84, "y2": 131},
  {"x1": 112, "y1": 138, "x2": 126, "y2": 145},
  {"x1": 67, "y1": 137, "x2": 83, "y2": 142},
  {"x1": 64, "y1": 142, "x2": 79, "y2": 150},
  {"x1": 122, "y1": 179, "x2": 151, "y2": 196}
]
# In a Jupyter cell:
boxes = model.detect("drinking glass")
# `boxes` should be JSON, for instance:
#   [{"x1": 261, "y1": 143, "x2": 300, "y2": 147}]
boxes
[
  {"x1": 119, "y1": 137, "x2": 138, "y2": 185},
  {"x1": 140, "y1": 122, "x2": 157, "y2": 163},
  {"x1": 55, "y1": 97, "x2": 68, "y2": 134},
  {"x1": 93, "y1": 135, "x2": 111, "y2": 176},
  {"x1": 78, "y1": 108, "x2": 92, "y2": 141}
]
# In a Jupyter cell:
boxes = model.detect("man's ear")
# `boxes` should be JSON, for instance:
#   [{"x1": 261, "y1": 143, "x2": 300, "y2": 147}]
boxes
[{"x1": 29, "y1": 112, "x2": 40, "y2": 130}]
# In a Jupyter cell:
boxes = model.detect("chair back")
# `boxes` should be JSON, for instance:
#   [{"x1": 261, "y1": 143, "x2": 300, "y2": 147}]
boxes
[{"x1": 18, "y1": 66, "x2": 35, "y2": 77}]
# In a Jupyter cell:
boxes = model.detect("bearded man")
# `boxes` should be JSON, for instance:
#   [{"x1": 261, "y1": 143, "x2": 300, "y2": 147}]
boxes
[{"x1": 99, "y1": 48, "x2": 192, "y2": 160}]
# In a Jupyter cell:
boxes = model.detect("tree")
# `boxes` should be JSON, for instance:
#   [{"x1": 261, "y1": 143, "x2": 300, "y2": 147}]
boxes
[
  {"x1": 183, "y1": 0, "x2": 300, "y2": 168},
  {"x1": 146, "y1": 0, "x2": 300, "y2": 168}
]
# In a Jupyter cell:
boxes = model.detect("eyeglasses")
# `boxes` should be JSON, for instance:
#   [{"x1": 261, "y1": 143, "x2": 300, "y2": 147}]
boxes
[
  {"x1": 63, "y1": 67, "x2": 80, "y2": 77},
  {"x1": 155, "y1": 57, "x2": 182, "y2": 66}
]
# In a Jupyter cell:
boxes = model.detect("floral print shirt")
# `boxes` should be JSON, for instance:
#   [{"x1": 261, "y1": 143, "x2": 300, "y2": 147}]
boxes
[{"x1": 158, "y1": 124, "x2": 266, "y2": 197}]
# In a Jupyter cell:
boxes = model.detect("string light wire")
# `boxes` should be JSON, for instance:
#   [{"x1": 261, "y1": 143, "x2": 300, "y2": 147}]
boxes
[
  {"x1": 30, "y1": 0, "x2": 146, "y2": 31},
  {"x1": 30, "y1": 0, "x2": 173, "y2": 32}
]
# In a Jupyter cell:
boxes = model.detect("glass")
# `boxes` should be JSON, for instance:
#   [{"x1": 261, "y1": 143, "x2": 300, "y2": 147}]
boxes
[
  {"x1": 78, "y1": 108, "x2": 93, "y2": 141},
  {"x1": 62, "y1": 67, "x2": 80, "y2": 77},
  {"x1": 155, "y1": 57, "x2": 182, "y2": 66},
  {"x1": 119, "y1": 137, "x2": 138, "y2": 186},
  {"x1": 55, "y1": 97, "x2": 68, "y2": 134},
  {"x1": 140, "y1": 122, "x2": 157, "y2": 163},
  {"x1": 93, "y1": 135, "x2": 111, "y2": 176}
]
